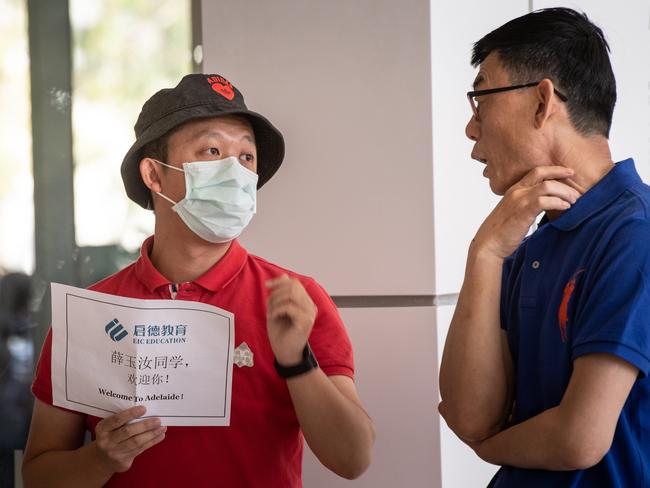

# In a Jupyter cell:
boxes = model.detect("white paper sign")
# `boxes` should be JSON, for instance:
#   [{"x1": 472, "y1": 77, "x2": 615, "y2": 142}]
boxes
[{"x1": 50, "y1": 283, "x2": 234, "y2": 426}]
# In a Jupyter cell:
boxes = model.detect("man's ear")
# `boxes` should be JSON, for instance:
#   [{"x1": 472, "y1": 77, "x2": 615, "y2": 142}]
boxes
[
  {"x1": 533, "y1": 78, "x2": 559, "y2": 129},
  {"x1": 140, "y1": 158, "x2": 163, "y2": 193}
]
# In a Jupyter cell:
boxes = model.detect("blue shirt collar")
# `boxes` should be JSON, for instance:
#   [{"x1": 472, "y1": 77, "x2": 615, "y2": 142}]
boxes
[{"x1": 542, "y1": 158, "x2": 640, "y2": 232}]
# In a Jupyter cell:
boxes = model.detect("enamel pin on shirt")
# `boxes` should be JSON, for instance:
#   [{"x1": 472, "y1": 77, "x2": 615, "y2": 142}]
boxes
[{"x1": 234, "y1": 342, "x2": 254, "y2": 368}]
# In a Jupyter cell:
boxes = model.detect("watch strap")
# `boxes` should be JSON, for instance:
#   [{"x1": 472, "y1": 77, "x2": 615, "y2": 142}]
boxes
[{"x1": 274, "y1": 342, "x2": 319, "y2": 379}]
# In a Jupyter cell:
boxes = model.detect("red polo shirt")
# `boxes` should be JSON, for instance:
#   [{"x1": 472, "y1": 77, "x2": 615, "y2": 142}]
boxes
[{"x1": 32, "y1": 237, "x2": 354, "y2": 487}]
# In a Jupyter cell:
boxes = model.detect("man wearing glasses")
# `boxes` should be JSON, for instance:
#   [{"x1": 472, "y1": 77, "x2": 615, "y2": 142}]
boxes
[{"x1": 440, "y1": 8, "x2": 650, "y2": 488}]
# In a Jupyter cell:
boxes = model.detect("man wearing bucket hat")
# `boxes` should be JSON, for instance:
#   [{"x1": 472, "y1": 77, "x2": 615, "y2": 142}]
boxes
[{"x1": 23, "y1": 74, "x2": 375, "y2": 486}]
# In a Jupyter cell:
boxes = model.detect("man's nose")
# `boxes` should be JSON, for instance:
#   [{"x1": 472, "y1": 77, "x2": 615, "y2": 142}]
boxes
[
  {"x1": 220, "y1": 144, "x2": 237, "y2": 159},
  {"x1": 465, "y1": 115, "x2": 479, "y2": 142}
]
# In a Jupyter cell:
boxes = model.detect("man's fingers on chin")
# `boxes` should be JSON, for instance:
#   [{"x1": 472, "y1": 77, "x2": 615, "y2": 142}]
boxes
[
  {"x1": 522, "y1": 166, "x2": 574, "y2": 186},
  {"x1": 534, "y1": 180, "x2": 580, "y2": 203},
  {"x1": 538, "y1": 196, "x2": 571, "y2": 211}
]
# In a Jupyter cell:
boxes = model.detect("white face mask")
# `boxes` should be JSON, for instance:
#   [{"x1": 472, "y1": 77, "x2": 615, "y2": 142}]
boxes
[{"x1": 154, "y1": 157, "x2": 258, "y2": 243}]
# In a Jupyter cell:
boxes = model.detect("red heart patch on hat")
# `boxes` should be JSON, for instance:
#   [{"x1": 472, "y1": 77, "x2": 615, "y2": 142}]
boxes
[{"x1": 211, "y1": 82, "x2": 234, "y2": 100}]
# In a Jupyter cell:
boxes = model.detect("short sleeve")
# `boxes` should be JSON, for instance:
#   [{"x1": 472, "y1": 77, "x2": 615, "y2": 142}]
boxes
[
  {"x1": 301, "y1": 278, "x2": 354, "y2": 379},
  {"x1": 31, "y1": 328, "x2": 84, "y2": 415},
  {"x1": 571, "y1": 219, "x2": 650, "y2": 376},
  {"x1": 31, "y1": 327, "x2": 55, "y2": 405}
]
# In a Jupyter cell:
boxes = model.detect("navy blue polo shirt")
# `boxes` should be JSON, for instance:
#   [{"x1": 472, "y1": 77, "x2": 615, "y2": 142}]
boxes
[{"x1": 490, "y1": 159, "x2": 650, "y2": 488}]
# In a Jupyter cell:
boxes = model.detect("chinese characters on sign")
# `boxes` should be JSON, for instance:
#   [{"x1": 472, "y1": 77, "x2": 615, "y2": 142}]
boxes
[
  {"x1": 51, "y1": 283, "x2": 234, "y2": 426},
  {"x1": 110, "y1": 350, "x2": 189, "y2": 385}
]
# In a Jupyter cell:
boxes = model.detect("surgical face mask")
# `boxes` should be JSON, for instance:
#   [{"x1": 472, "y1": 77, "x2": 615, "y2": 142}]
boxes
[{"x1": 154, "y1": 157, "x2": 258, "y2": 243}]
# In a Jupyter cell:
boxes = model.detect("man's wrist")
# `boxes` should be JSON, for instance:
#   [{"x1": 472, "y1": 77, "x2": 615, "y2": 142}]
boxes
[
  {"x1": 274, "y1": 349, "x2": 303, "y2": 366},
  {"x1": 274, "y1": 343, "x2": 319, "y2": 379},
  {"x1": 86, "y1": 442, "x2": 116, "y2": 480},
  {"x1": 468, "y1": 240, "x2": 506, "y2": 266}
]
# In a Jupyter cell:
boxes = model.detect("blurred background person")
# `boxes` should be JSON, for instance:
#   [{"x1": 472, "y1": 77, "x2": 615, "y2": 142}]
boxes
[{"x1": 0, "y1": 272, "x2": 35, "y2": 486}]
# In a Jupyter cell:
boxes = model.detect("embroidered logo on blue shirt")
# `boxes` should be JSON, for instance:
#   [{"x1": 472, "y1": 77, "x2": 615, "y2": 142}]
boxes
[{"x1": 558, "y1": 269, "x2": 585, "y2": 342}]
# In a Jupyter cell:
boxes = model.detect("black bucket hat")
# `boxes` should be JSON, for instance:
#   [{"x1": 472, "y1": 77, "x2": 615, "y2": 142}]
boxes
[{"x1": 121, "y1": 73, "x2": 285, "y2": 209}]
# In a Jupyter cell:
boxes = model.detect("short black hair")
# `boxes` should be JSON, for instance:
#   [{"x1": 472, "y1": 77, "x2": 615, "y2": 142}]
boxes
[
  {"x1": 140, "y1": 127, "x2": 179, "y2": 210},
  {"x1": 472, "y1": 7, "x2": 616, "y2": 137},
  {"x1": 141, "y1": 134, "x2": 170, "y2": 166}
]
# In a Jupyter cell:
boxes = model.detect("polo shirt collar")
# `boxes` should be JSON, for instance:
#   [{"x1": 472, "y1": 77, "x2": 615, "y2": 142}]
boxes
[
  {"x1": 134, "y1": 236, "x2": 249, "y2": 293},
  {"x1": 544, "y1": 158, "x2": 639, "y2": 232}
]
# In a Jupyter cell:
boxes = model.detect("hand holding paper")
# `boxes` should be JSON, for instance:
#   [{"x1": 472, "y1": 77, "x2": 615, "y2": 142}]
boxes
[{"x1": 94, "y1": 405, "x2": 166, "y2": 473}]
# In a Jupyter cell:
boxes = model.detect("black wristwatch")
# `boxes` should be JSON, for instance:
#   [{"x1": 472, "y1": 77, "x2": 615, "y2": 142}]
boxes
[{"x1": 274, "y1": 343, "x2": 319, "y2": 379}]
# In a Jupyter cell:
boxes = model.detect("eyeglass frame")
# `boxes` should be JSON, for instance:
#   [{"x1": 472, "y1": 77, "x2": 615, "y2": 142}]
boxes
[{"x1": 467, "y1": 81, "x2": 568, "y2": 121}]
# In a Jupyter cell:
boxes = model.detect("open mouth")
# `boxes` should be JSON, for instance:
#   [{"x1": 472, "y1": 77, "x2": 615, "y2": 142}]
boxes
[
  {"x1": 473, "y1": 156, "x2": 488, "y2": 176},
  {"x1": 471, "y1": 151, "x2": 487, "y2": 164}
]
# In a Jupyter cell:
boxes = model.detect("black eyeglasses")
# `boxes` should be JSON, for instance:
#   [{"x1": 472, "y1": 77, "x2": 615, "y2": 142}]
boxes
[{"x1": 467, "y1": 81, "x2": 568, "y2": 121}]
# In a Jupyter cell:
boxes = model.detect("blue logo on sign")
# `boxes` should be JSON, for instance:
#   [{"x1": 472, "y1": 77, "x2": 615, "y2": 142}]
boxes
[{"x1": 105, "y1": 318, "x2": 128, "y2": 342}]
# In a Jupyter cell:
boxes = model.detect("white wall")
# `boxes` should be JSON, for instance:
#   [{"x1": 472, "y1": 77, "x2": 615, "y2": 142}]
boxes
[
  {"x1": 201, "y1": 1, "x2": 442, "y2": 486},
  {"x1": 303, "y1": 307, "x2": 440, "y2": 487},
  {"x1": 431, "y1": 0, "x2": 528, "y2": 488},
  {"x1": 430, "y1": 2, "x2": 528, "y2": 486},
  {"x1": 436, "y1": 305, "x2": 499, "y2": 487},
  {"x1": 200, "y1": 1, "x2": 648, "y2": 487},
  {"x1": 202, "y1": 0, "x2": 434, "y2": 297},
  {"x1": 430, "y1": 1, "x2": 525, "y2": 296}
]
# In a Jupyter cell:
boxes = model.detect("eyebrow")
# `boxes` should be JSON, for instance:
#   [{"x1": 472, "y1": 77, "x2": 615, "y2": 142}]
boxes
[
  {"x1": 472, "y1": 74, "x2": 485, "y2": 90},
  {"x1": 192, "y1": 129, "x2": 255, "y2": 144}
]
